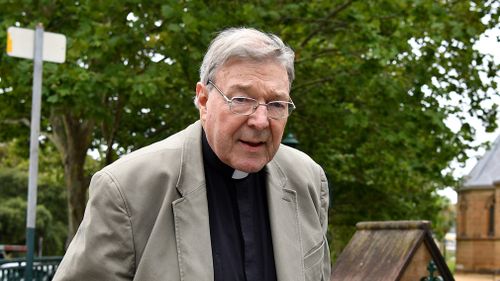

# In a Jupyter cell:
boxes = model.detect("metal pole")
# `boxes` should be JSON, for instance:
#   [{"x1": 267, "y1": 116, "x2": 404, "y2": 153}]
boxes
[{"x1": 25, "y1": 23, "x2": 44, "y2": 281}]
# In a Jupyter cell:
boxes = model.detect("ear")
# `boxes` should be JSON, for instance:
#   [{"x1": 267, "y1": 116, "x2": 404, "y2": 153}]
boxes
[{"x1": 196, "y1": 82, "x2": 209, "y2": 123}]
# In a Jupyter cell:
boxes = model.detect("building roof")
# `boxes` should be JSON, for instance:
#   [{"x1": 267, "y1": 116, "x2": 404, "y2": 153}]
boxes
[
  {"x1": 462, "y1": 134, "x2": 500, "y2": 189},
  {"x1": 330, "y1": 221, "x2": 453, "y2": 281}
]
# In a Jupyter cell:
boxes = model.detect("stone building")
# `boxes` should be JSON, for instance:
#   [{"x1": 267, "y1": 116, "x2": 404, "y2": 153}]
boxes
[{"x1": 456, "y1": 135, "x2": 500, "y2": 273}]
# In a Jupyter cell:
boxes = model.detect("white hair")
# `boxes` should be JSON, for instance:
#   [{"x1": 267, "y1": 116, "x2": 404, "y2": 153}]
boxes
[{"x1": 195, "y1": 27, "x2": 295, "y2": 108}]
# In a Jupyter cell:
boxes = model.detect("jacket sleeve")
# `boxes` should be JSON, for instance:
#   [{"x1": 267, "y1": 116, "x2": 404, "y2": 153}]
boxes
[
  {"x1": 52, "y1": 171, "x2": 135, "y2": 281},
  {"x1": 319, "y1": 166, "x2": 331, "y2": 281}
]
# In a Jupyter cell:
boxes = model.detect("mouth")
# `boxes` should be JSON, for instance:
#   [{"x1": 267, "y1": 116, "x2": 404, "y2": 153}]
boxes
[{"x1": 240, "y1": 140, "x2": 265, "y2": 147}]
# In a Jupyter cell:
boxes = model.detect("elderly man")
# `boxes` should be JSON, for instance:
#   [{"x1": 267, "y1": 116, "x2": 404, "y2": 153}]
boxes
[{"x1": 53, "y1": 27, "x2": 330, "y2": 281}]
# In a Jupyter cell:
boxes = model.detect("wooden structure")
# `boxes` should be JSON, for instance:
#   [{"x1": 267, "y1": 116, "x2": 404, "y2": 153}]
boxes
[
  {"x1": 331, "y1": 220, "x2": 453, "y2": 281},
  {"x1": 456, "y1": 134, "x2": 500, "y2": 273}
]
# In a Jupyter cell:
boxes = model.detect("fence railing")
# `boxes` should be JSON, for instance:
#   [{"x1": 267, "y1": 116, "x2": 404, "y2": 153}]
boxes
[
  {"x1": 0, "y1": 256, "x2": 62, "y2": 281},
  {"x1": 420, "y1": 260, "x2": 444, "y2": 281}
]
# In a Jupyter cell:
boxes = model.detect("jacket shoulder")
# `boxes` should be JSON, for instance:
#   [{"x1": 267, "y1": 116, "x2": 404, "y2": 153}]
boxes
[
  {"x1": 274, "y1": 144, "x2": 323, "y2": 175},
  {"x1": 102, "y1": 121, "x2": 200, "y2": 178}
]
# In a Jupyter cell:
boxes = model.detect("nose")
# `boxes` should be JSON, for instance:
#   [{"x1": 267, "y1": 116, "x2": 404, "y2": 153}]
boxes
[{"x1": 247, "y1": 104, "x2": 269, "y2": 130}]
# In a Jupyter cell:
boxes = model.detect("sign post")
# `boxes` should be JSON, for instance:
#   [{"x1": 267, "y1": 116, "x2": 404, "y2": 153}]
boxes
[
  {"x1": 6, "y1": 24, "x2": 66, "y2": 280},
  {"x1": 25, "y1": 23, "x2": 44, "y2": 281}
]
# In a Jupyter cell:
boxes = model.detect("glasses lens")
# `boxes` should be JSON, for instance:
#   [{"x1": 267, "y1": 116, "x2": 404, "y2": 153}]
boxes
[
  {"x1": 230, "y1": 97, "x2": 257, "y2": 115},
  {"x1": 268, "y1": 101, "x2": 296, "y2": 119}
]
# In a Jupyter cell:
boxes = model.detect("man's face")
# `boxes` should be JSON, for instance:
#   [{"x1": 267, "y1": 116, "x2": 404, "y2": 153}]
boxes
[{"x1": 196, "y1": 58, "x2": 290, "y2": 173}]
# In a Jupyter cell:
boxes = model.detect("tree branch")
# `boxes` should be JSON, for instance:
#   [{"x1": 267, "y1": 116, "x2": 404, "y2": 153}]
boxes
[
  {"x1": 295, "y1": 48, "x2": 340, "y2": 64},
  {"x1": 293, "y1": 77, "x2": 337, "y2": 92},
  {"x1": 1, "y1": 118, "x2": 30, "y2": 127},
  {"x1": 300, "y1": 0, "x2": 355, "y2": 48}
]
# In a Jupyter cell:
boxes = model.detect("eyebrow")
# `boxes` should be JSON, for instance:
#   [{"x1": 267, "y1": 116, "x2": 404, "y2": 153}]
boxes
[{"x1": 227, "y1": 83, "x2": 252, "y2": 93}]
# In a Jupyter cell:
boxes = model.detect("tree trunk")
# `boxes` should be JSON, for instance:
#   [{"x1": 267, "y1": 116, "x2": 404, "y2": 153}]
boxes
[
  {"x1": 63, "y1": 144, "x2": 89, "y2": 244},
  {"x1": 48, "y1": 110, "x2": 94, "y2": 245}
]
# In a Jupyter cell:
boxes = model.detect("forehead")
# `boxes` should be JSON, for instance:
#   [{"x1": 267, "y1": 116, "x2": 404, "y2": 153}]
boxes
[{"x1": 215, "y1": 58, "x2": 290, "y2": 97}]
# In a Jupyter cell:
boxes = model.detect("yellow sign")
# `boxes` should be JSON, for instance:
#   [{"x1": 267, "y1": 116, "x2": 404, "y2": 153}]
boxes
[{"x1": 6, "y1": 30, "x2": 12, "y2": 53}]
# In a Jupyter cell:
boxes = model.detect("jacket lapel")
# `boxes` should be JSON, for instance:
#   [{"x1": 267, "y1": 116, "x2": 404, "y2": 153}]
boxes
[
  {"x1": 172, "y1": 121, "x2": 214, "y2": 281},
  {"x1": 172, "y1": 189, "x2": 213, "y2": 281},
  {"x1": 266, "y1": 160, "x2": 305, "y2": 281}
]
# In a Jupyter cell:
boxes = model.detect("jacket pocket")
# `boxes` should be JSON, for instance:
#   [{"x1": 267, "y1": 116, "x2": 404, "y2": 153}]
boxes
[{"x1": 304, "y1": 240, "x2": 325, "y2": 281}]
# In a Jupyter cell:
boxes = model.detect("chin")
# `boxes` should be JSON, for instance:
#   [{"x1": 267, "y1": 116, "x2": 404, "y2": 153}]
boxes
[{"x1": 233, "y1": 162, "x2": 267, "y2": 173}]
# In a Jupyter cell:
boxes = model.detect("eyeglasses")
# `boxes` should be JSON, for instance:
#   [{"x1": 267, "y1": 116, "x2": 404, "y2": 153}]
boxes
[{"x1": 207, "y1": 80, "x2": 296, "y2": 120}]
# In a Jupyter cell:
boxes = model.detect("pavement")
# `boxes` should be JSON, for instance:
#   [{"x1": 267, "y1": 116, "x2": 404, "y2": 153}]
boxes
[{"x1": 454, "y1": 273, "x2": 498, "y2": 281}]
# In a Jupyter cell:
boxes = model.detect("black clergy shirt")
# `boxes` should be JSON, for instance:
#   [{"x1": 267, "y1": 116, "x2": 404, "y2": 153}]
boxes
[{"x1": 202, "y1": 130, "x2": 277, "y2": 281}]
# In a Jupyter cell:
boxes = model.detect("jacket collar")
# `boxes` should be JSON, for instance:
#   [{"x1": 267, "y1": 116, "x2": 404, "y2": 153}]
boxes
[{"x1": 175, "y1": 121, "x2": 206, "y2": 196}]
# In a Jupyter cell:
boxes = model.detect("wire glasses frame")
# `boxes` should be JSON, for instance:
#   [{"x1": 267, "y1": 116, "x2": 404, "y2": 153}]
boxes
[{"x1": 207, "y1": 80, "x2": 296, "y2": 120}]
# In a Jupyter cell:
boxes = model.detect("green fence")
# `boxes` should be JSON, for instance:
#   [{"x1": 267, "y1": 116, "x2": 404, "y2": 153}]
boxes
[{"x1": 0, "y1": 257, "x2": 62, "y2": 281}]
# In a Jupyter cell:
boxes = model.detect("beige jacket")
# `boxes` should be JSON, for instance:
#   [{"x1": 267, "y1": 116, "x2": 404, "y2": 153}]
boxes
[{"x1": 53, "y1": 121, "x2": 331, "y2": 281}]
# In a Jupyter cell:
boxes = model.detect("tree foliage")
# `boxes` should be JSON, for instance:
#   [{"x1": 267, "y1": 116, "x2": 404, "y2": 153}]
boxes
[
  {"x1": 0, "y1": 0, "x2": 498, "y2": 259},
  {"x1": 280, "y1": 0, "x2": 499, "y2": 258},
  {"x1": 0, "y1": 141, "x2": 67, "y2": 255}
]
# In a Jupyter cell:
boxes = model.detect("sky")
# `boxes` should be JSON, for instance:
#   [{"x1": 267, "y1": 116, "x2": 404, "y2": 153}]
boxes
[{"x1": 437, "y1": 25, "x2": 500, "y2": 204}]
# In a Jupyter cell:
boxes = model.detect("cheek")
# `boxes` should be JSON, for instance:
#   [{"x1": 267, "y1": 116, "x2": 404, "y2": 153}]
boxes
[
  {"x1": 210, "y1": 113, "x2": 240, "y2": 149},
  {"x1": 269, "y1": 122, "x2": 287, "y2": 150},
  {"x1": 274, "y1": 121, "x2": 287, "y2": 138}
]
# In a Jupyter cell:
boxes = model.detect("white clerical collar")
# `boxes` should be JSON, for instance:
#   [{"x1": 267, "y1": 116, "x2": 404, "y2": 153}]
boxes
[{"x1": 232, "y1": 169, "x2": 249, "y2": 179}]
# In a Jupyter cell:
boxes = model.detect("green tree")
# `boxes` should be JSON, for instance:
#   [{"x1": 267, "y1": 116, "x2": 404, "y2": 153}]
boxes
[
  {"x1": 279, "y1": 0, "x2": 499, "y2": 258},
  {"x1": 0, "y1": 140, "x2": 68, "y2": 255},
  {"x1": 0, "y1": 0, "x2": 498, "y2": 260},
  {"x1": 0, "y1": 0, "x2": 200, "y2": 241}
]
